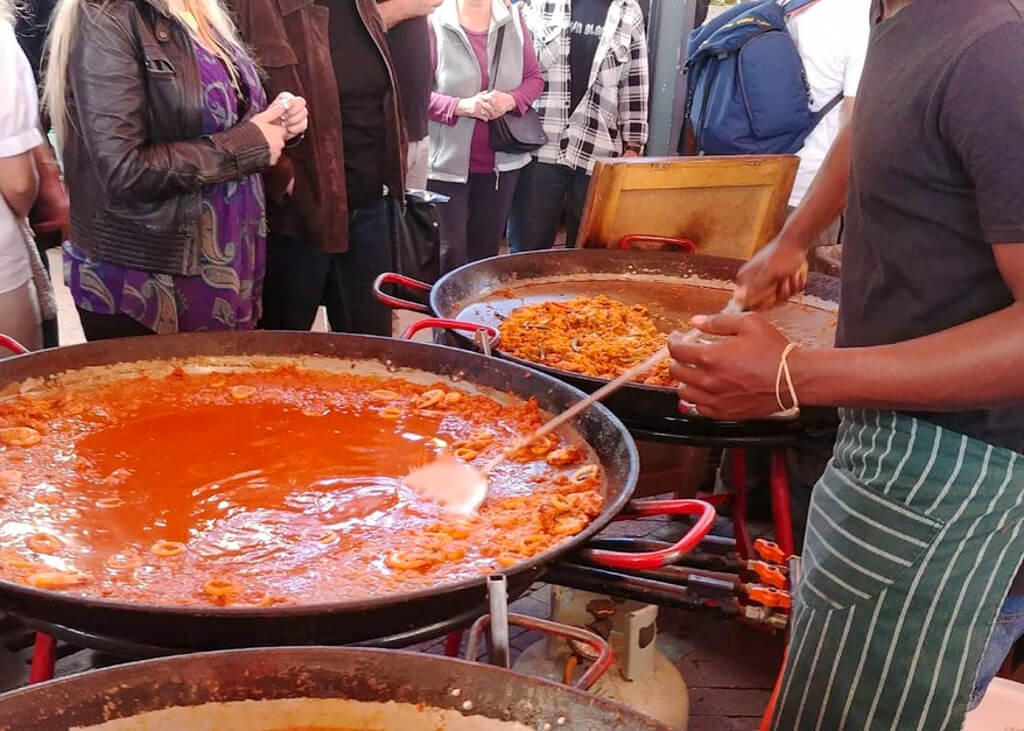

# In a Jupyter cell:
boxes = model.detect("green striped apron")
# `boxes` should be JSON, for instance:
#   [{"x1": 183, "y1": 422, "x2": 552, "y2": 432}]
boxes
[{"x1": 772, "y1": 409, "x2": 1024, "y2": 731}]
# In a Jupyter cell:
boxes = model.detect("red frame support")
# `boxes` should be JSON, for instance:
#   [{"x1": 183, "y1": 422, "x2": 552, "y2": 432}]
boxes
[
  {"x1": 770, "y1": 450, "x2": 795, "y2": 557},
  {"x1": 700, "y1": 447, "x2": 795, "y2": 561},
  {"x1": 28, "y1": 633, "x2": 56, "y2": 684},
  {"x1": 731, "y1": 450, "x2": 752, "y2": 558},
  {"x1": 443, "y1": 630, "x2": 464, "y2": 657}
]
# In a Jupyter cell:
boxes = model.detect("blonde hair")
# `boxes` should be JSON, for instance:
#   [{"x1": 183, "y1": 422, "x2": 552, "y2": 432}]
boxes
[
  {"x1": 0, "y1": 0, "x2": 14, "y2": 23},
  {"x1": 44, "y1": 0, "x2": 250, "y2": 146}
]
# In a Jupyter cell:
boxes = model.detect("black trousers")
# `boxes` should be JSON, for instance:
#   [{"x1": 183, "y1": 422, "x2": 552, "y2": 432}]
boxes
[
  {"x1": 507, "y1": 161, "x2": 591, "y2": 253},
  {"x1": 260, "y1": 196, "x2": 394, "y2": 336},
  {"x1": 77, "y1": 309, "x2": 155, "y2": 341},
  {"x1": 428, "y1": 169, "x2": 520, "y2": 274}
]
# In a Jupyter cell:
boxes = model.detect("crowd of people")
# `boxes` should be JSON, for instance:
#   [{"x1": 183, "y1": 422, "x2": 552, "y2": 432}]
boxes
[{"x1": 0, "y1": 0, "x2": 656, "y2": 348}]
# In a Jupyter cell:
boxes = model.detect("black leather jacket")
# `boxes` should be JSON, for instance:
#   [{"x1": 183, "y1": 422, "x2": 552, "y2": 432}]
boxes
[{"x1": 64, "y1": 0, "x2": 270, "y2": 276}]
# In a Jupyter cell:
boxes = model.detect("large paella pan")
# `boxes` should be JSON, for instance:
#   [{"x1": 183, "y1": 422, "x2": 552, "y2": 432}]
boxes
[{"x1": 0, "y1": 332, "x2": 639, "y2": 650}]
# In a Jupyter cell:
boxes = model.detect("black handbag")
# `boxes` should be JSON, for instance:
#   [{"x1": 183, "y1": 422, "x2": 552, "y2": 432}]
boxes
[
  {"x1": 388, "y1": 189, "x2": 448, "y2": 306},
  {"x1": 488, "y1": 25, "x2": 548, "y2": 154}
]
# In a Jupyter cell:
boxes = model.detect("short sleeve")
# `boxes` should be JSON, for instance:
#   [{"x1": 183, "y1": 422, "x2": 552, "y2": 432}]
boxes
[
  {"x1": 842, "y1": 1, "x2": 872, "y2": 97},
  {"x1": 0, "y1": 22, "x2": 44, "y2": 159},
  {"x1": 939, "y1": 22, "x2": 1024, "y2": 244}
]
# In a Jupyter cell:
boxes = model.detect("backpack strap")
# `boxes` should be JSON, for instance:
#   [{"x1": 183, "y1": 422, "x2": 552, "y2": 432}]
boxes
[
  {"x1": 811, "y1": 91, "x2": 845, "y2": 126},
  {"x1": 781, "y1": 0, "x2": 822, "y2": 17}
]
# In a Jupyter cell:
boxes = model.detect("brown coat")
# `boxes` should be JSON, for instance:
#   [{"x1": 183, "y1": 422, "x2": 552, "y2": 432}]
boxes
[
  {"x1": 230, "y1": 0, "x2": 407, "y2": 253},
  {"x1": 63, "y1": 0, "x2": 270, "y2": 275}
]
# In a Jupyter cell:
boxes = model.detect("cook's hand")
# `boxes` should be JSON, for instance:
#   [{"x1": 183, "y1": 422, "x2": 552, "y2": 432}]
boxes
[
  {"x1": 250, "y1": 107, "x2": 288, "y2": 165},
  {"x1": 456, "y1": 93, "x2": 498, "y2": 121},
  {"x1": 269, "y1": 93, "x2": 309, "y2": 139},
  {"x1": 483, "y1": 90, "x2": 517, "y2": 117},
  {"x1": 668, "y1": 312, "x2": 790, "y2": 421},
  {"x1": 621, "y1": 148, "x2": 640, "y2": 158},
  {"x1": 735, "y1": 237, "x2": 809, "y2": 311}
]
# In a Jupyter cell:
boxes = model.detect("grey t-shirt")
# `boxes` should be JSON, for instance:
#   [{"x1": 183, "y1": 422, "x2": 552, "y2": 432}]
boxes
[{"x1": 839, "y1": 0, "x2": 1024, "y2": 454}]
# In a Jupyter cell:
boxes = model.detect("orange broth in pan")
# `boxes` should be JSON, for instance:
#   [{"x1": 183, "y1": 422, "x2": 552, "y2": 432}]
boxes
[{"x1": 0, "y1": 366, "x2": 603, "y2": 607}]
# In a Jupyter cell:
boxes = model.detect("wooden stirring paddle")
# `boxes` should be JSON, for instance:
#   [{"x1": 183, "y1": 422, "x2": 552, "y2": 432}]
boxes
[{"x1": 404, "y1": 299, "x2": 744, "y2": 513}]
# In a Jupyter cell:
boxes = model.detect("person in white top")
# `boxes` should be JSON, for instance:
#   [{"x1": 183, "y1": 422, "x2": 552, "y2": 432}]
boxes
[
  {"x1": 0, "y1": 2, "x2": 43, "y2": 355},
  {"x1": 786, "y1": 0, "x2": 871, "y2": 246}
]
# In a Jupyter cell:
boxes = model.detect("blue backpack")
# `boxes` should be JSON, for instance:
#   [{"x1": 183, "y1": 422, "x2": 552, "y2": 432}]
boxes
[{"x1": 684, "y1": 0, "x2": 843, "y2": 156}]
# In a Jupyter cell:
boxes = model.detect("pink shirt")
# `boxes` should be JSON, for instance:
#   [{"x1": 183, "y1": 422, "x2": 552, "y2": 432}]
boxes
[{"x1": 429, "y1": 22, "x2": 543, "y2": 174}]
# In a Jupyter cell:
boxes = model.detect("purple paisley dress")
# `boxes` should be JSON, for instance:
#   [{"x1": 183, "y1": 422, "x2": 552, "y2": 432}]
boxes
[{"x1": 64, "y1": 40, "x2": 267, "y2": 333}]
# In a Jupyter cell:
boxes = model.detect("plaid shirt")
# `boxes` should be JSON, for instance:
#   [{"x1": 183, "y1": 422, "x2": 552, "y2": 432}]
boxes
[{"x1": 521, "y1": 0, "x2": 649, "y2": 174}]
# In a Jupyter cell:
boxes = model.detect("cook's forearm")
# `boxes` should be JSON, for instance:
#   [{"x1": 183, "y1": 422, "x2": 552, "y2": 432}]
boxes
[
  {"x1": 794, "y1": 302, "x2": 1024, "y2": 410},
  {"x1": 779, "y1": 121, "x2": 852, "y2": 253}
]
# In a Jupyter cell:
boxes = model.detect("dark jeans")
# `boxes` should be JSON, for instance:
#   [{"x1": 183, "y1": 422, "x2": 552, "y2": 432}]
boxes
[
  {"x1": 78, "y1": 309, "x2": 155, "y2": 341},
  {"x1": 260, "y1": 196, "x2": 393, "y2": 336},
  {"x1": 429, "y1": 170, "x2": 520, "y2": 274},
  {"x1": 971, "y1": 592, "x2": 1024, "y2": 708},
  {"x1": 507, "y1": 161, "x2": 591, "y2": 253}
]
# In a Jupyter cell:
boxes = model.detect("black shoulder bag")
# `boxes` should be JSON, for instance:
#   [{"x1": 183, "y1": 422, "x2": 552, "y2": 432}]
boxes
[
  {"x1": 488, "y1": 23, "x2": 548, "y2": 154},
  {"x1": 389, "y1": 188, "x2": 449, "y2": 306}
]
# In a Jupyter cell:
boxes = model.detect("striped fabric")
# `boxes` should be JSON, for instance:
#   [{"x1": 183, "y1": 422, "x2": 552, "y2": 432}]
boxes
[
  {"x1": 773, "y1": 409, "x2": 1024, "y2": 730},
  {"x1": 520, "y1": 0, "x2": 649, "y2": 174}
]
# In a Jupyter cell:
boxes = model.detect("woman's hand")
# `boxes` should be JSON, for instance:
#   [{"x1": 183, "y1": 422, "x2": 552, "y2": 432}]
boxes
[
  {"x1": 269, "y1": 93, "x2": 309, "y2": 140},
  {"x1": 668, "y1": 312, "x2": 791, "y2": 421},
  {"x1": 456, "y1": 92, "x2": 498, "y2": 121},
  {"x1": 735, "y1": 237, "x2": 809, "y2": 311},
  {"x1": 276, "y1": 94, "x2": 307, "y2": 139},
  {"x1": 250, "y1": 106, "x2": 288, "y2": 166},
  {"x1": 483, "y1": 90, "x2": 517, "y2": 117}
]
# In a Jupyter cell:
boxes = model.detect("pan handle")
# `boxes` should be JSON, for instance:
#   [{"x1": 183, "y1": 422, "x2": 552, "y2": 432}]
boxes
[
  {"x1": 619, "y1": 235, "x2": 697, "y2": 253},
  {"x1": 0, "y1": 335, "x2": 29, "y2": 355},
  {"x1": 465, "y1": 613, "x2": 613, "y2": 690},
  {"x1": 401, "y1": 318, "x2": 500, "y2": 354},
  {"x1": 580, "y1": 499, "x2": 716, "y2": 571},
  {"x1": 372, "y1": 272, "x2": 432, "y2": 314}
]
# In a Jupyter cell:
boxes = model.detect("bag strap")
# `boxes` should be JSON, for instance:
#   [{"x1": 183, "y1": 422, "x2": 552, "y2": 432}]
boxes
[
  {"x1": 782, "y1": 0, "x2": 821, "y2": 17},
  {"x1": 488, "y1": 25, "x2": 507, "y2": 93},
  {"x1": 812, "y1": 92, "x2": 844, "y2": 124}
]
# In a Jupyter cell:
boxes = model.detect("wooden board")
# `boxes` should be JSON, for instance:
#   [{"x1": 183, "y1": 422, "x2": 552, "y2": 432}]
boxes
[{"x1": 578, "y1": 155, "x2": 799, "y2": 260}]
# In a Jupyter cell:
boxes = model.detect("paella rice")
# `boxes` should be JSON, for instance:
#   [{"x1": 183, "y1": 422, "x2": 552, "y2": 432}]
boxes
[{"x1": 498, "y1": 295, "x2": 679, "y2": 386}]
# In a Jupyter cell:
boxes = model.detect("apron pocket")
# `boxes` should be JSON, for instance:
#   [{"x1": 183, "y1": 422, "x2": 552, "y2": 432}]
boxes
[{"x1": 800, "y1": 464, "x2": 944, "y2": 611}]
